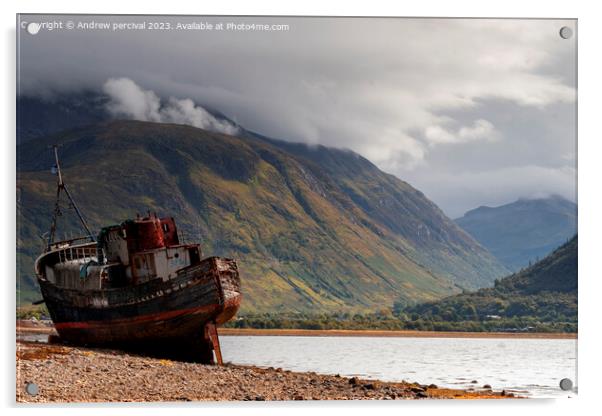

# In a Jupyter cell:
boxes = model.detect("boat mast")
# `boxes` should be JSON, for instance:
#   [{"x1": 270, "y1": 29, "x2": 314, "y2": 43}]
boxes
[{"x1": 47, "y1": 145, "x2": 95, "y2": 248}]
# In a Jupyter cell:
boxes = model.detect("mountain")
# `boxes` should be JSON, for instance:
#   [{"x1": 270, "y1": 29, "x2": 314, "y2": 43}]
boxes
[
  {"x1": 17, "y1": 92, "x2": 111, "y2": 143},
  {"x1": 404, "y1": 236, "x2": 577, "y2": 326},
  {"x1": 16, "y1": 92, "x2": 237, "y2": 144},
  {"x1": 249, "y1": 134, "x2": 510, "y2": 288},
  {"x1": 17, "y1": 120, "x2": 508, "y2": 313},
  {"x1": 455, "y1": 196, "x2": 577, "y2": 271}
]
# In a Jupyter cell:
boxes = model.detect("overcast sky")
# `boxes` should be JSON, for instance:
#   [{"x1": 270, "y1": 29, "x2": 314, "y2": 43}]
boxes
[{"x1": 17, "y1": 15, "x2": 577, "y2": 217}]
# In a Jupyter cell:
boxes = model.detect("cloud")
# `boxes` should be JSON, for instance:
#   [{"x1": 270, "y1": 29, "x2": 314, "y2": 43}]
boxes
[
  {"x1": 424, "y1": 119, "x2": 499, "y2": 146},
  {"x1": 406, "y1": 164, "x2": 577, "y2": 218},
  {"x1": 360, "y1": 130, "x2": 427, "y2": 171},
  {"x1": 102, "y1": 78, "x2": 239, "y2": 135},
  {"x1": 103, "y1": 77, "x2": 161, "y2": 122},
  {"x1": 18, "y1": 16, "x2": 576, "y2": 214}
]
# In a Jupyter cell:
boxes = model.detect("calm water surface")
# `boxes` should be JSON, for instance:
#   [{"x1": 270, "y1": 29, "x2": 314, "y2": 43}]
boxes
[{"x1": 220, "y1": 335, "x2": 577, "y2": 398}]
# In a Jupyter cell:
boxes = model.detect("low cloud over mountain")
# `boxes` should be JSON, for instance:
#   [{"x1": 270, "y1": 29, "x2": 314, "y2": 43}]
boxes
[
  {"x1": 18, "y1": 16, "x2": 576, "y2": 216},
  {"x1": 103, "y1": 78, "x2": 239, "y2": 135}
]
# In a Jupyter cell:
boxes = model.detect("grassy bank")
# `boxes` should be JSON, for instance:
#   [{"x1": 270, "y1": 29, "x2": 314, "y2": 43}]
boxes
[
  {"x1": 224, "y1": 312, "x2": 577, "y2": 333},
  {"x1": 218, "y1": 327, "x2": 576, "y2": 339}
]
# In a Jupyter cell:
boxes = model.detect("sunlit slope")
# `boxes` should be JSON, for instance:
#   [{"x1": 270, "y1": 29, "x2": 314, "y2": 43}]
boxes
[{"x1": 17, "y1": 120, "x2": 506, "y2": 312}]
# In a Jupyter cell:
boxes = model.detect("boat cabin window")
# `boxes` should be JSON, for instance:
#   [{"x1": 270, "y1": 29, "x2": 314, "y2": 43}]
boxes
[
  {"x1": 189, "y1": 247, "x2": 200, "y2": 265},
  {"x1": 162, "y1": 223, "x2": 169, "y2": 232}
]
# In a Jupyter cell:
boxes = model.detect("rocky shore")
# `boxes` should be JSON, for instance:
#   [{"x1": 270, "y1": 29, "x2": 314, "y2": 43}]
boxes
[{"x1": 16, "y1": 340, "x2": 515, "y2": 402}]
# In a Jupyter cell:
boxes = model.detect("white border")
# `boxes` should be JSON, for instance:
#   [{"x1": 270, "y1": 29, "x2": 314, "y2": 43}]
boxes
[{"x1": 3, "y1": 1, "x2": 600, "y2": 416}]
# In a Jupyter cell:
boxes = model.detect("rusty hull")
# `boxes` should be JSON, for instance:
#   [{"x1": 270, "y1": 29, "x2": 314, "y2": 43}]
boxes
[{"x1": 38, "y1": 256, "x2": 241, "y2": 361}]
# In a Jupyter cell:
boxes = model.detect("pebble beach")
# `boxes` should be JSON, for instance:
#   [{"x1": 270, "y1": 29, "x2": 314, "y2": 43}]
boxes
[{"x1": 16, "y1": 338, "x2": 514, "y2": 403}]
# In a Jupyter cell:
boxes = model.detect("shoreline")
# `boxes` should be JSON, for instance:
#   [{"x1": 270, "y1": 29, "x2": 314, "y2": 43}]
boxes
[
  {"x1": 16, "y1": 340, "x2": 517, "y2": 402},
  {"x1": 16, "y1": 321, "x2": 576, "y2": 339},
  {"x1": 218, "y1": 327, "x2": 576, "y2": 339}
]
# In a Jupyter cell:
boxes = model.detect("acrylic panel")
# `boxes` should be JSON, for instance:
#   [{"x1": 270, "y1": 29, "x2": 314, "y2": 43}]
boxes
[{"x1": 16, "y1": 15, "x2": 577, "y2": 402}]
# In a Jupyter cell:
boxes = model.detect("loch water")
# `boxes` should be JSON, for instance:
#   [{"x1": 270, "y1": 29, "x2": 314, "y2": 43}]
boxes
[{"x1": 220, "y1": 335, "x2": 577, "y2": 398}]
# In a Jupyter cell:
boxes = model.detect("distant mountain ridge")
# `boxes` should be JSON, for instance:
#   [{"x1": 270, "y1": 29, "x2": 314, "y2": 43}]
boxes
[
  {"x1": 455, "y1": 196, "x2": 577, "y2": 271},
  {"x1": 17, "y1": 93, "x2": 507, "y2": 313}
]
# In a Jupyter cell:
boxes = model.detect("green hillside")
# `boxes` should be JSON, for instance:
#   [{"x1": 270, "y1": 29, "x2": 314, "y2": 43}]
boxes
[
  {"x1": 403, "y1": 236, "x2": 577, "y2": 331},
  {"x1": 17, "y1": 120, "x2": 506, "y2": 313},
  {"x1": 251, "y1": 135, "x2": 508, "y2": 290}
]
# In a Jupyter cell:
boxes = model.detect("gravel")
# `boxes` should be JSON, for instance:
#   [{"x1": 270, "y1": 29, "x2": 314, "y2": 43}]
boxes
[{"x1": 16, "y1": 341, "x2": 514, "y2": 402}]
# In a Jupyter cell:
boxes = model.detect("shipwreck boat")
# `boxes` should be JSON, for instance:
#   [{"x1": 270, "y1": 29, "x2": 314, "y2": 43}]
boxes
[{"x1": 34, "y1": 146, "x2": 241, "y2": 363}]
